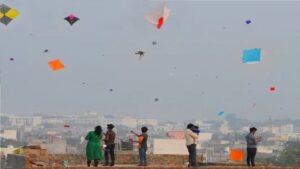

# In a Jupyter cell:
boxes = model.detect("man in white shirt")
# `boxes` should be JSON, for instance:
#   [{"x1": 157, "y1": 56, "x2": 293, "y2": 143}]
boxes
[{"x1": 185, "y1": 123, "x2": 198, "y2": 167}]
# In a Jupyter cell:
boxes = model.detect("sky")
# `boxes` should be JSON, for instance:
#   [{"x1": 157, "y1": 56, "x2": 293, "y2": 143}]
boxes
[{"x1": 1, "y1": 0, "x2": 300, "y2": 121}]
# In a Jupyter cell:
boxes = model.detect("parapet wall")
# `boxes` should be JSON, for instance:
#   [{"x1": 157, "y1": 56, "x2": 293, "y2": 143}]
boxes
[
  {"x1": 8, "y1": 152, "x2": 203, "y2": 168},
  {"x1": 23, "y1": 166, "x2": 300, "y2": 169},
  {"x1": 7, "y1": 152, "x2": 300, "y2": 169}
]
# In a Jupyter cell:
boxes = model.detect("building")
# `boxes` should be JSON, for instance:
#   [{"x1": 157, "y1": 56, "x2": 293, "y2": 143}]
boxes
[
  {"x1": 280, "y1": 124, "x2": 294, "y2": 134},
  {"x1": 8, "y1": 116, "x2": 42, "y2": 127},
  {"x1": 61, "y1": 113, "x2": 158, "y2": 128},
  {"x1": 166, "y1": 131, "x2": 185, "y2": 139},
  {"x1": 194, "y1": 120, "x2": 212, "y2": 131},
  {"x1": 153, "y1": 139, "x2": 188, "y2": 155},
  {"x1": 0, "y1": 145, "x2": 17, "y2": 156},
  {"x1": 102, "y1": 116, "x2": 158, "y2": 128},
  {"x1": 0, "y1": 130, "x2": 17, "y2": 140},
  {"x1": 197, "y1": 133, "x2": 213, "y2": 143}
]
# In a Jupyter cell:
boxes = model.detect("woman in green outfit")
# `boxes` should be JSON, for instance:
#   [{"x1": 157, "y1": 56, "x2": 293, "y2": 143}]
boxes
[{"x1": 85, "y1": 125, "x2": 103, "y2": 167}]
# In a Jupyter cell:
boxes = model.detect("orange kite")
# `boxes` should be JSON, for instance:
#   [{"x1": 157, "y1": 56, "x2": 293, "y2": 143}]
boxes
[{"x1": 48, "y1": 59, "x2": 65, "y2": 71}]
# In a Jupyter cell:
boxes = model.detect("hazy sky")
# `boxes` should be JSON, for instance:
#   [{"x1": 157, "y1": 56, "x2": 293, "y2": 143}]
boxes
[{"x1": 1, "y1": 0, "x2": 300, "y2": 121}]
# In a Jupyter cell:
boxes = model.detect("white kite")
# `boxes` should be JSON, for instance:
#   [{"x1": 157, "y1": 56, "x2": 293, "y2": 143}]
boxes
[{"x1": 145, "y1": 4, "x2": 170, "y2": 29}]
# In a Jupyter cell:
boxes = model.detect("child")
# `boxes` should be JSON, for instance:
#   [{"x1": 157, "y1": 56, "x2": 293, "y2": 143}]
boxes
[{"x1": 131, "y1": 126, "x2": 148, "y2": 166}]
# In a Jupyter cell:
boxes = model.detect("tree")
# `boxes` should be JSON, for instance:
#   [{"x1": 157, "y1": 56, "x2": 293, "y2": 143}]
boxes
[{"x1": 273, "y1": 141, "x2": 300, "y2": 166}]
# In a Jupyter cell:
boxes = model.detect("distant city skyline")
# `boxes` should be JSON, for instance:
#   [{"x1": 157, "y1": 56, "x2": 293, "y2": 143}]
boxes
[{"x1": 1, "y1": 0, "x2": 300, "y2": 121}]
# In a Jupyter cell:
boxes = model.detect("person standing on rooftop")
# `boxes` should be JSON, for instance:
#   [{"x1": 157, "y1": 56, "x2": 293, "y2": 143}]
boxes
[
  {"x1": 85, "y1": 125, "x2": 103, "y2": 167},
  {"x1": 185, "y1": 123, "x2": 198, "y2": 167},
  {"x1": 245, "y1": 127, "x2": 262, "y2": 167},
  {"x1": 131, "y1": 126, "x2": 148, "y2": 166},
  {"x1": 104, "y1": 124, "x2": 116, "y2": 166}
]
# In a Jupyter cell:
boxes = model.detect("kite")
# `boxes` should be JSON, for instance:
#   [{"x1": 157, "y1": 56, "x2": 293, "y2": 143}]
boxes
[
  {"x1": 217, "y1": 111, "x2": 224, "y2": 116},
  {"x1": 64, "y1": 124, "x2": 70, "y2": 128},
  {"x1": 152, "y1": 41, "x2": 157, "y2": 45},
  {"x1": 64, "y1": 14, "x2": 79, "y2": 26},
  {"x1": 9, "y1": 58, "x2": 14, "y2": 61},
  {"x1": 269, "y1": 86, "x2": 276, "y2": 92},
  {"x1": 135, "y1": 51, "x2": 145, "y2": 60},
  {"x1": 129, "y1": 137, "x2": 134, "y2": 142},
  {"x1": 145, "y1": 4, "x2": 170, "y2": 29},
  {"x1": 0, "y1": 4, "x2": 20, "y2": 26},
  {"x1": 243, "y1": 48, "x2": 261, "y2": 64},
  {"x1": 154, "y1": 98, "x2": 159, "y2": 102},
  {"x1": 230, "y1": 149, "x2": 244, "y2": 161},
  {"x1": 109, "y1": 89, "x2": 113, "y2": 92},
  {"x1": 48, "y1": 59, "x2": 65, "y2": 71},
  {"x1": 245, "y1": 20, "x2": 252, "y2": 24},
  {"x1": 44, "y1": 49, "x2": 49, "y2": 53}
]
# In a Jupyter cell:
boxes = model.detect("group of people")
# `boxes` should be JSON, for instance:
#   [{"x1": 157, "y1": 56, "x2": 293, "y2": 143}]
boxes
[
  {"x1": 85, "y1": 124, "x2": 148, "y2": 167},
  {"x1": 85, "y1": 123, "x2": 261, "y2": 167},
  {"x1": 85, "y1": 124, "x2": 116, "y2": 167},
  {"x1": 185, "y1": 123, "x2": 262, "y2": 167}
]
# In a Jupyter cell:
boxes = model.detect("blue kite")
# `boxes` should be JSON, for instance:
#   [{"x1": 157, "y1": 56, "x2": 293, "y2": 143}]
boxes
[
  {"x1": 217, "y1": 111, "x2": 224, "y2": 116},
  {"x1": 243, "y1": 48, "x2": 261, "y2": 64}
]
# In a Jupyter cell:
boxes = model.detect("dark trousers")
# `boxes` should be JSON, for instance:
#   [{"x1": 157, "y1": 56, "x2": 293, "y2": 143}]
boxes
[
  {"x1": 87, "y1": 160, "x2": 98, "y2": 167},
  {"x1": 138, "y1": 148, "x2": 147, "y2": 165},
  {"x1": 247, "y1": 148, "x2": 257, "y2": 167},
  {"x1": 105, "y1": 144, "x2": 115, "y2": 165},
  {"x1": 187, "y1": 144, "x2": 197, "y2": 167}
]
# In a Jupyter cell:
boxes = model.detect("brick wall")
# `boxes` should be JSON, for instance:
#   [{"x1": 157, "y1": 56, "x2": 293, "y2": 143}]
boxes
[
  {"x1": 12, "y1": 152, "x2": 203, "y2": 168},
  {"x1": 23, "y1": 166, "x2": 300, "y2": 169},
  {"x1": 7, "y1": 152, "x2": 300, "y2": 169}
]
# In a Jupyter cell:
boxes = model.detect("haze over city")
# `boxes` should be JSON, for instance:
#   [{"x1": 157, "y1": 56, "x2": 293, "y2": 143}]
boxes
[{"x1": 1, "y1": 0, "x2": 300, "y2": 121}]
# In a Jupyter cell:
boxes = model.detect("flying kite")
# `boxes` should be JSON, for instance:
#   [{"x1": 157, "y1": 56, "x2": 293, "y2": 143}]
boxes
[
  {"x1": 0, "y1": 3, "x2": 20, "y2": 26},
  {"x1": 145, "y1": 4, "x2": 170, "y2": 29},
  {"x1": 129, "y1": 137, "x2": 134, "y2": 142},
  {"x1": 269, "y1": 86, "x2": 276, "y2": 92},
  {"x1": 48, "y1": 59, "x2": 65, "y2": 71},
  {"x1": 9, "y1": 58, "x2": 14, "y2": 61},
  {"x1": 217, "y1": 111, "x2": 224, "y2": 116},
  {"x1": 109, "y1": 89, "x2": 113, "y2": 92},
  {"x1": 135, "y1": 51, "x2": 145, "y2": 60},
  {"x1": 64, "y1": 124, "x2": 70, "y2": 128},
  {"x1": 44, "y1": 49, "x2": 49, "y2": 53},
  {"x1": 154, "y1": 98, "x2": 159, "y2": 102},
  {"x1": 152, "y1": 41, "x2": 157, "y2": 45},
  {"x1": 64, "y1": 14, "x2": 79, "y2": 26},
  {"x1": 245, "y1": 19, "x2": 252, "y2": 24},
  {"x1": 243, "y1": 48, "x2": 261, "y2": 64}
]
